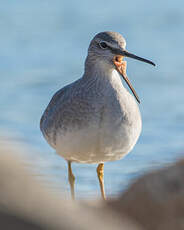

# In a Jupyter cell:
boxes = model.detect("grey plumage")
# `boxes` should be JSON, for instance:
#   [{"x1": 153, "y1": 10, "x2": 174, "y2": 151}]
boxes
[
  {"x1": 40, "y1": 31, "x2": 155, "y2": 199},
  {"x1": 40, "y1": 31, "x2": 142, "y2": 164}
]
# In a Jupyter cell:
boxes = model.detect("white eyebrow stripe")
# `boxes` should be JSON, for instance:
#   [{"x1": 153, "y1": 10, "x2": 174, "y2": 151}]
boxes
[
  {"x1": 96, "y1": 38, "x2": 126, "y2": 49},
  {"x1": 104, "y1": 41, "x2": 119, "y2": 49}
]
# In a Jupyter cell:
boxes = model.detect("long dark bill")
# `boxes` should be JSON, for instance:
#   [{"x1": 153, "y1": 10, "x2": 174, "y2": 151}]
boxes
[
  {"x1": 122, "y1": 50, "x2": 156, "y2": 66},
  {"x1": 114, "y1": 49, "x2": 155, "y2": 103}
]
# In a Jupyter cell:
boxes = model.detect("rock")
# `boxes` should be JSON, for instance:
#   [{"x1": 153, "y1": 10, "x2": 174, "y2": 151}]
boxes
[
  {"x1": 110, "y1": 160, "x2": 184, "y2": 230},
  {"x1": 0, "y1": 137, "x2": 141, "y2": 230}
]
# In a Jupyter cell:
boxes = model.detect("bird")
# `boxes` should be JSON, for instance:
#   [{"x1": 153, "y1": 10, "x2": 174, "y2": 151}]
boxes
[{"x1": 40, "y1": 31, "x2": 155, "y2": 200}]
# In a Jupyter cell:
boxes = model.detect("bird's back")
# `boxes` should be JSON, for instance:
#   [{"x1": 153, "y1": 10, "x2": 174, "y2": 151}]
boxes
[
  {"x1": 40, "y1": 77, "x2": 104, "y2": 149},
  {"x1": 40, "y1": 79, "x2": 78, "y2": 147},
  {"x1": 40, "y1": 71, "x2": 141, "y2": 163}
]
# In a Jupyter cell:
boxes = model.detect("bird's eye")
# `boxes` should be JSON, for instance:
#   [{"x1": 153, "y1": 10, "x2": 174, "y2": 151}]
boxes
[{"x1": 99, "y1": 42, "x2": 108, "y2": 49}]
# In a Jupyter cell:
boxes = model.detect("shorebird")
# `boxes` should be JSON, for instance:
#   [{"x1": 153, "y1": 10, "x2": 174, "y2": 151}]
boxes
[{"x1": 40, "y1": 31, "x2": 155, "y2": 200}]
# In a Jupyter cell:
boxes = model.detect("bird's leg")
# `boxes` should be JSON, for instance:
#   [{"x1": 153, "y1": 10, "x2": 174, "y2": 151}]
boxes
[
  {"x1": 97, "y1": 163, "x2": 106, "y2": 200},
  {"x1": 67, "y1": 161, "x2": 75, "y2": 200}
]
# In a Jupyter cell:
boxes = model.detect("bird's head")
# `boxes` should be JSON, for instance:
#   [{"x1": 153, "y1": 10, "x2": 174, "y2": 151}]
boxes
[{"x1": 86, "y1": 31, "x2": 155, "y2": 103}]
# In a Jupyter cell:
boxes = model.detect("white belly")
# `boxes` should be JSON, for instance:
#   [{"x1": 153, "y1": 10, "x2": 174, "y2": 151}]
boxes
[
  {"x1": 54, "y1": 101, "x2": 142, "y2": 164},
  {"x1": 44, "y1": 71, "x2": 142, "y2": 164}
]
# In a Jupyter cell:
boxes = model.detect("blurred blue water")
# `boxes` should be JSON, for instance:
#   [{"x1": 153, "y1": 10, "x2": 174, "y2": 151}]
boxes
[{"x1": 1, "y1": 0, "x2": 184, "y2": 197}]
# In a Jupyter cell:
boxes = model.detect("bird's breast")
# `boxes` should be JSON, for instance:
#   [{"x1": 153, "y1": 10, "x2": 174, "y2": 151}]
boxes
[
  {"x1": 97, "y1": 81, "x2": 142, "y2": 160},
  {"x1": 44, "y1": 72, "x2": 142, "y2": 163}
]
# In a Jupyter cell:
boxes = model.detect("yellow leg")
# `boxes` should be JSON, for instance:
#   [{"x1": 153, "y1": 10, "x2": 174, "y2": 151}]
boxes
[
  {"x1": 67, "y1": 161, "x2": 75, "y2": 200},
  {"x1": 97, "y1": 163, "x2": 106, "y2": 200}
]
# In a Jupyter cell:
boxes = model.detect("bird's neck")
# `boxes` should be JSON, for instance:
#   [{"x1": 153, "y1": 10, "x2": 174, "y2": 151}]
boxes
[
  {"x1": 83, "y1": 55, "x2": 137, "y2": 107},
  {"x1": 83, "y1": 56, "x2": 129, "y2": 99},
  {"x1": 84, "y1": 55, "x2": 116, "y2": 81}
]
